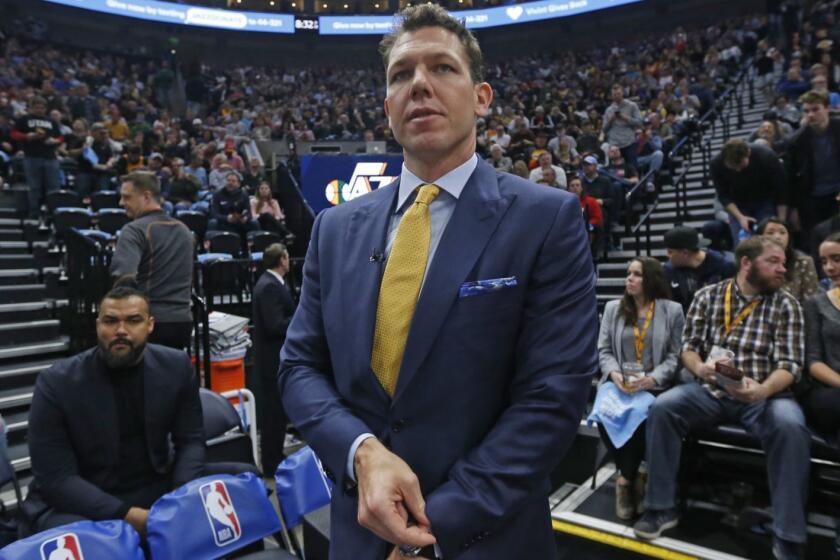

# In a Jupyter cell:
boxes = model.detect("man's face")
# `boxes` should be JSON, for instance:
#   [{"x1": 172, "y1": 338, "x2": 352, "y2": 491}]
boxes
[
  {"x1": 725, "y1": 154, "x2": 750, "y2": 172},
  {"x1": 96, "y1": 296, "x2": 154, "y2": 369},
  {"x1": 31, "y1": 102, "x2": 46, "y2": 116},
  {"x1": 225, "y1": 173, "x2": 240, "y2": 191},
  {"x1": 583, "y1": 162, "x2": 597, "y2": 176},
  {"x1": 608, "y1": 146, "x2": 621, "y2": 160},
  {"x1": 666, "y1": 248, "x2": 690, "y2": 267},
  {"x1": 803, "y1": 102, "x2": 829, "y2": 130},
  {"x1": 611, "y1": 87, "x2": 623, "y2": 103},
  {"x1": 538, "y1": 152, "x2": 552, "y2": 168},
  {"x1": 119, "y1": 182, "x2": 147, "y2": 219},
  {"x1": 384, "y1": 26, "x2": 493, "y2": 167},
  {"x1": 569, "y1": 179, "x2": 582, "y2": 196},
  {"x1": 542, "y1": 168, "x2": 556, "y2": 184},
  {"x1": 744, "y1": 244, "x2": 787, "y2": 294}
]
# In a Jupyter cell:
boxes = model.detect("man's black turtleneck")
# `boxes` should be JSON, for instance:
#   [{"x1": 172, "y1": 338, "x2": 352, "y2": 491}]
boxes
[{"x1": 101, "y1": 351, "x2": 167, "y2": 513}]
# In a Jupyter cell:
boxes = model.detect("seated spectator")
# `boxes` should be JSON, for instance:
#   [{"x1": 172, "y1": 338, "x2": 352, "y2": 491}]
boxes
[
  {"x1": 553, "y1": 137, "x2": 580, "y2": 170},
  {"x1": 208, "y1": 155, "x2": 233, "y2": 191},
  {"x1": 104, "y1": 104, "x2": 131, "y2": 142},
  {"x1": 250, "y1": 181, "x2": 291, "y2": 238},
  {"x1": 184, "y1": 149, "x2": 208, "y2": 189},
  {"x1": 511, "y1": 160, "x2": 529, "y2": 179},
  {"x1": 535, "y1": 167, "x2": 561, "y2": 188},
  {"x1": 527, "y1": 131, "x2": 551, "y2": 169},
  {"x1": 529, "y1": 105, "x2": 554, "y2": 131},
  {"x1": 777, "y1": 67, "x2": 810, "y2": 102},
  {"x1": 773, "y1": 95, "x2": 801, "y2": 129},
  {"x1": 582, "y1": 155, "x2": 621, "y2": 241},
  {"x1": 712, "y1": 139, "x2": 787, "y2": 245},
  {"x1": 596, "y1": 257, "x2": 684, "y2": 520},
  {"x1": 569, "y1": 176, "x2": 602, "y2": 254},
  {"x1": 635, "y1": 118, "x2": 665, "y2": 175},
  {"x1": 147, "y1": 152, "x2": 171, "y2": 199},
  {"x1": 115, "y1": 145, "x2": 146, "y2": 177},
  {"x1": 529, "y1": 152, "x2": 567, "y2": 188},
  {"x1": 490, "y1": 123, "x2": 510, "y2": 150},
  {"x1": 242, "y1": 157, "x2": 267, "y2": 192},
  {"x1": 576, "y1": 121, "x2": 602, "y2": 158},
  {"x1": 487, "y1": 144, "x2": 512, "y2": 173},
  {"x1": 802, "y1": 233, "x2": 840, "y2": 475},
  {"x1": 810, "y1": 75, "x2": 840, "y2": 110},
  {"x1": 605, "y1": 145, "x2": 640, "y2": 184},
  {"x1": 168, "y1": 158, "x2": 201, "y2": 210},
  {"x1": 22, "y1": 287, "x2": 205, "y2": 536},
  {"x1": 209, "y1": 171, "x2": 259, "y2": 237},
  {"x1": 663, "y1": 226, "x2": 736, "y2": 313},
  {"x1": 810, "y1": 192, "x2": 840, "y2": 272},
  {"x1": 635, "y1": 236, "x2": 809, "y2": 560},
  {"x1": 750, "y1": 119, "x2": 788, "y2": 155},
  {"x1": 221, "y1": 137, "x2": 245, "y2": 172},
  {"x1": 757, "y1": 218, "x2": 821, "y2": 303}
]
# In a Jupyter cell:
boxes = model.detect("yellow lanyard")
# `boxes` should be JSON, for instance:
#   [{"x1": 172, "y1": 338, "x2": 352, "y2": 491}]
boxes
[
  {"x1": 633, "y1": 300, "x2": 655, "y2": 362},
  {"x1": 724, "y1": 281, "x2": 761, "y2": 337}
]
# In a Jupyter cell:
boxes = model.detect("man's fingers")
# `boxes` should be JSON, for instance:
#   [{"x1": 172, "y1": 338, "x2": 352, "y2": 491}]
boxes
[
  {"x1": 401, "y1": 477, "x2": 431, "y2": 529},
  {"x1": 379, "y1": 504, "x2": 436, "y2": 547}
]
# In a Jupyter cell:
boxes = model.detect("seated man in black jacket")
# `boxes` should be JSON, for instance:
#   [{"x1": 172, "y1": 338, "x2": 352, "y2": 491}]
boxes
[
  {"x1": 23, "y1": 286, "x2": 205, "y2": 538},
  {"x1": 209, "y1": 171, "x2": 260, "y2": 237}
]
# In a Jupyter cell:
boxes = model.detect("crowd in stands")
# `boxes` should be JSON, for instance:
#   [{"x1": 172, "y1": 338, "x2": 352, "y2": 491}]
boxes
[{"x1": 2, "y1": 0, "x2": 840, "y2": 557}]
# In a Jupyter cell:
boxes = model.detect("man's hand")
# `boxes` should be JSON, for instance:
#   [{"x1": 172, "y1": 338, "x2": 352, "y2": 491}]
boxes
[
  {"x1": 630, "y1": 376, "x2": 657, "y2": 392},
  {"x1": 726, "y1": 377, "x2": 769, "y2": 404},
  {"x1": 695, "y1": 363, "x2": 717, "y2": 384},
  {"x1": 227, "y1": 213, "x2": 238, "y2": 223},
  {"x1": 737, "y1": 215, "x2": 755, "y2": 233},
  {"x1": 124, "y1": 507, "x2": 149, "y2": 538},
  {"x1": 355, "y1": 438, "x2": 436, "y2": 549}
]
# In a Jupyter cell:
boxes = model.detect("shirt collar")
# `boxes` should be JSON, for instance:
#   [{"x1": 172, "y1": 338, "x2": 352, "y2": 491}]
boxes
[
  {"x1": 395, "y1": 153, "x2": 478, "y2": 213},
  {"x1": 267, "y1": 269, "x2": 285, "y2": 285}
]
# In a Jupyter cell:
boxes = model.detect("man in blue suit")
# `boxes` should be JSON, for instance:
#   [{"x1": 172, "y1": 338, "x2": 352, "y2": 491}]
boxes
[{"x1": 279, "y1": 5, "x2": 598, "y2": 559}]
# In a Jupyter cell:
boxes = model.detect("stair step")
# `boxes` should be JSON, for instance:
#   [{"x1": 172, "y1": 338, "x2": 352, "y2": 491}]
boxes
[
  {"x1": 0, "y1": 284, "x2": 46, "y2": 304},
  {"x1": 0, "y1": 229, "x2": 23, "y2": 241},
  {"x1": 0, "y1": 391, "x2": 33, "y2": 411},
  {"x1": 0, "y1": 219, "x2": 22, "y2": 228},
  {"x1": 659, "y1": 188, "x2": 716, "y2": 201},
  {"x1": 0, "y1": 359, "x2": 58, "y2": 393},
  {"x1": 0, "y1": 254, "x2": 36, "y2": 268},
  {"x1": 0, "y1": 319, "x2": 61, "y2": 346},
  {"x1": 608, "y1": 248, "x2": 668, "y2": 259},
  {"x1": 7, "y1": 442, "x2": 30, "y2": 473},
  {"x1": 0, "y1": 337, "x2": 69, "y2": 362},
  {"x1": 0, "y1": 241, "x2": 29, "y2": 254},
  {"x1": 0, "y1": 268, "x2": 39, "y2": 286}
]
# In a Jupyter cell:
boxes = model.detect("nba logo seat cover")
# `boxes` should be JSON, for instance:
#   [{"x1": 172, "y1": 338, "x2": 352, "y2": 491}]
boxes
[
  {"x1": 0, "y1": 520, "x2": 143, "y2": 560},
  {"x1": 147, "y1": 473, "x2": 281, "y2": 560}
]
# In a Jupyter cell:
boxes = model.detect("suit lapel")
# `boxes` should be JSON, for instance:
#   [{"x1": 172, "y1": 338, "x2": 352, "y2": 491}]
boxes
[
  {"x1": 342, "y1": 182, "x2": 400, "y2": 405},
  {"x1": 393, "y1": 161, "x2": 514, "y2": 402},
  {"x1": 651, "y1": 299, "x2": 664, "y2": 364}
]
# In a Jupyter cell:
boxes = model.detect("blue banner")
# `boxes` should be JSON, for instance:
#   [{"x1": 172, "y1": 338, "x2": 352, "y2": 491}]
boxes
[
  {"x1": 320, "y1": 0, "x2": 642, "y2": 34},
  {"x1": 299, "y1": 154, "x2": 403, "y2": 214},
  {"x1": 43, "y1": 0, "x2": 295, "y2": 34}
]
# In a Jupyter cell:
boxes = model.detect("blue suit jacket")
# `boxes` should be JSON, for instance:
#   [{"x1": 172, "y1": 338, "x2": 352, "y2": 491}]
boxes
[{"x1": 279, "y1": 159, "x2": 598, "y2": 559}]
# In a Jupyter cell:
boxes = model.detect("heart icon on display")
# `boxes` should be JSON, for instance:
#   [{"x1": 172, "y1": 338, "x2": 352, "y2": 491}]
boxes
[{"x1": 506, "y1": 6, "x2": 524, "y2": 20}]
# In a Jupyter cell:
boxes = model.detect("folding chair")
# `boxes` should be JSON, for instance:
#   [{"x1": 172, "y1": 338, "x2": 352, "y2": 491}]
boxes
[
  {"x1": 97, "y1": 208, "x2": 131, "y2": 235},
  {"x1": 90, "y1": 190, "x2": 120, "y2": 211}
]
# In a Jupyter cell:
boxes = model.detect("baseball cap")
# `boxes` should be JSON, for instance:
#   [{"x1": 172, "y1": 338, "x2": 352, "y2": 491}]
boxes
[
  {"x1": 664, "y1": 226, "x2": 711, "y2": 250},
  {"x1": 583, "y1": 155, "x2": 599, "y2": 165}
]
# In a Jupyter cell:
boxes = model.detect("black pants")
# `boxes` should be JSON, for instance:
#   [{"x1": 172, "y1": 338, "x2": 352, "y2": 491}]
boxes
[
  {"x1": 259, "y1": 366, "x2": 287, "y2": 477},
  {"x1": 804, "y1": 384, "x2": 840, "y2": 441},
  {"x1": 149, "y1": 321, "x2": 193, "y2": 351},
  {"x1": 257, "y1": 214, "x2": 290, "y2": 237},
  {"x1": 597, "y1": 421, "x2": 647, "y2": 480}
]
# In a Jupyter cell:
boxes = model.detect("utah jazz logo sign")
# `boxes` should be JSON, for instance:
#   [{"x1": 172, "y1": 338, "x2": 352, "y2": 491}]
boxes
[{"x1": 325, "y1": 162, "x2": 396, "y2": 206}]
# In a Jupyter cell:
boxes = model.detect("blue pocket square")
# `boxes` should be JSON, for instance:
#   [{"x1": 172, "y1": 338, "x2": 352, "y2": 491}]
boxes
[{"x1": 459, "y1": 276, "x2": 518, "y2": 298}]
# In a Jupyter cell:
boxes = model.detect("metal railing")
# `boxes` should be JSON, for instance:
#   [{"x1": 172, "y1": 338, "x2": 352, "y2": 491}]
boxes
[{"x1": 623, "y1": 58, "x2": 756, "y2": 257}]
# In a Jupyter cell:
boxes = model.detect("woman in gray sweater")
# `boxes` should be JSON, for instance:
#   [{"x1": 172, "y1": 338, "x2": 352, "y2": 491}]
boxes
[
  {"x1": 597, "y1": 257, "x2": 685, "y2": 520},
  {"x1": 803, "y1": 232, "x2": 840, "y2": 442}
]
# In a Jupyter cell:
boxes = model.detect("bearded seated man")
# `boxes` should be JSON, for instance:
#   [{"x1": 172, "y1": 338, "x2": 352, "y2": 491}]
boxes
[
  {"x1": 22, "y1": 286, "x2": 205, "y2": 538},
  {"x1": 633, "y1": 236, "x2": 811, "y2": 560}
]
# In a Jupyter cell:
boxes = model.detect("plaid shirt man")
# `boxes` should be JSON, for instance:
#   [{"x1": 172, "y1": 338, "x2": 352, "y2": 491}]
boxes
[{"x1": 682, "y1": 278, "x2": 804, "y2": 385}]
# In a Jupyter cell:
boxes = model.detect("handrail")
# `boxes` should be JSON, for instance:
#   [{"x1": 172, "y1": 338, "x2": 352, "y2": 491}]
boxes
[{"x1": 620, "y1": 57, "x2": 755, "y2": 257}]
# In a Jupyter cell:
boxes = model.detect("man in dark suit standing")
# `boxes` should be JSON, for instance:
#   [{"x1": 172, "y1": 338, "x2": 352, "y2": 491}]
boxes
[
  {"x1": 279, "y1": 5, "x2": 598, "y2": 559},
  {"x1": 252, "y1": 243, "x2": 295, "y2": 476},
  {"x1": 23, "y1": 286, "x2": 205, "y2": 538}
]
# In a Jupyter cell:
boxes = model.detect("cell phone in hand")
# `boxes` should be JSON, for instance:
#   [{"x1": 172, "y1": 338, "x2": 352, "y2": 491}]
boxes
[{"x1": 714, "y1": 361, "x2": 745, "y2": 389}]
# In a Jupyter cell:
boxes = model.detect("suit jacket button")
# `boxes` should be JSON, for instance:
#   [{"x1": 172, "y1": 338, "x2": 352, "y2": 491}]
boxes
[{"x1": 391, "y1": 419, "x2": 405, "y2": 432}]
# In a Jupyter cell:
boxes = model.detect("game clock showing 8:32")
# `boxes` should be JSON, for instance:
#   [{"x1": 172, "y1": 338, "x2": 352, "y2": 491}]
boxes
[{"x1": 294, "y1": 16, "x2": 319, "y2": 32}]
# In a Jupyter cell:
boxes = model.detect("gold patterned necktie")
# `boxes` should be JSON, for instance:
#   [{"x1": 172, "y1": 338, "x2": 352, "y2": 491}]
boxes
[{"x1": 371, "y1": 184, "x2": 441, "y2": 396}]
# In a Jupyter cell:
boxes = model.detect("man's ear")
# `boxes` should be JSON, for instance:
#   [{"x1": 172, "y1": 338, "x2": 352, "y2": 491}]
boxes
[{"x1": 474, "y1": 82, "x2": 494, "y2": 118}]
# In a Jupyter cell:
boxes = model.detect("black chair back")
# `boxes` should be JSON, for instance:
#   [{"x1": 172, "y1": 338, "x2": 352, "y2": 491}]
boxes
[
  {"x1": 249, "y1": 231, "x2": 282, "y2": 253},
  {"x1": 208, "y1": 231, "x2": 242, "y2": 257},
  {"x1": 178, "y1": 211, "x2": 209, "y2": 247},
  {"x1": 53, "y1": 208, "x2": 92, "y2": 233},
  {"x1": 46, "y1": 190, "x2": 83, "y2": 213},
  {"x1": 90, "y1": 190, "x2": 120, "y2": 211},
  {"x1": 97, "y1": 209, "x2": 132, "y2": 235}
]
